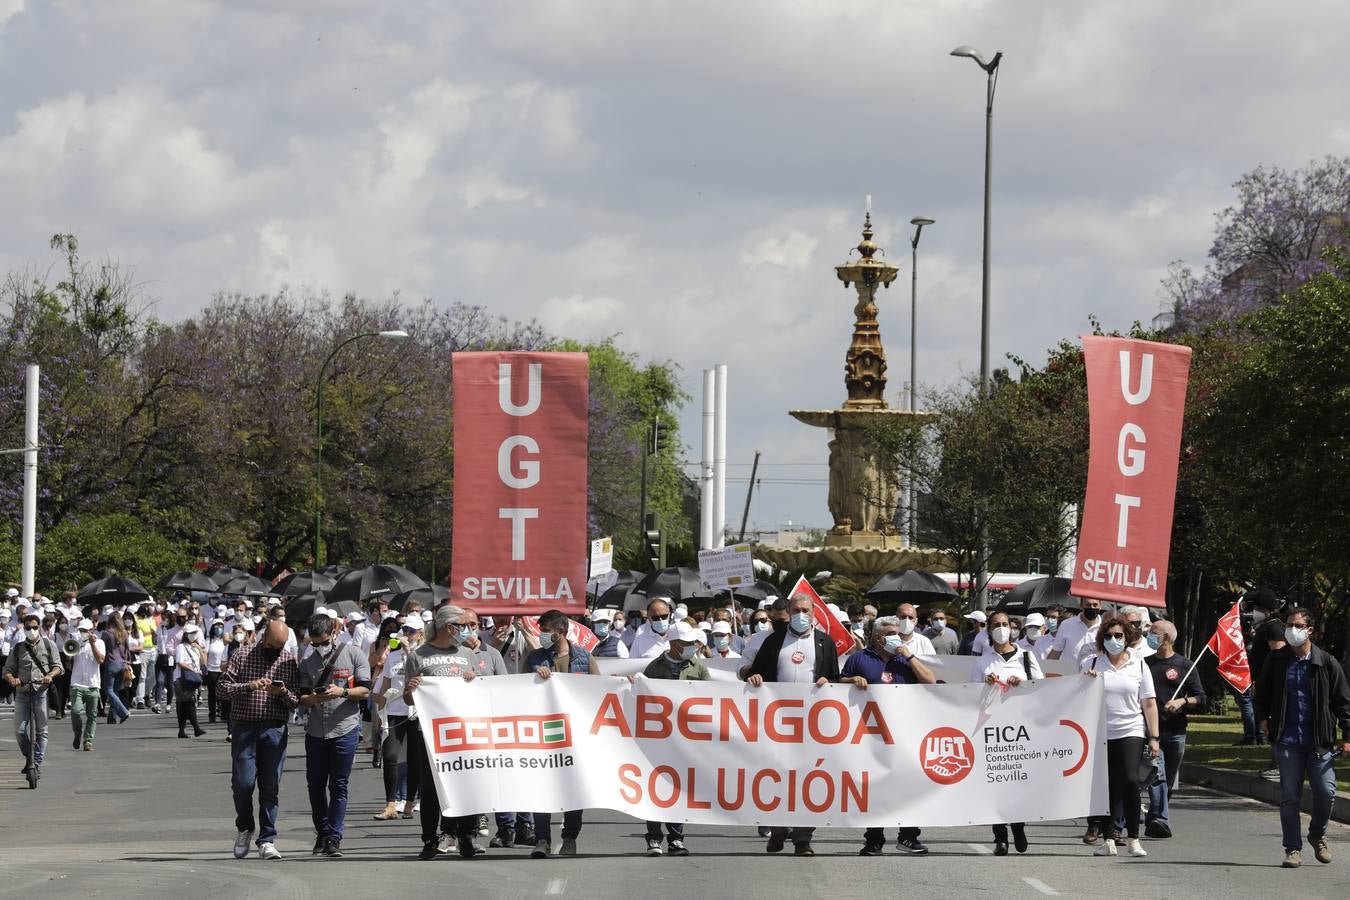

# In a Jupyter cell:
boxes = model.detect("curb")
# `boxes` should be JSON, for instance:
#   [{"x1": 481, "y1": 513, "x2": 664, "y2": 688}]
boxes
[{"x1": 1182, "y1": 763, "x2": 1350, "y2": 825}]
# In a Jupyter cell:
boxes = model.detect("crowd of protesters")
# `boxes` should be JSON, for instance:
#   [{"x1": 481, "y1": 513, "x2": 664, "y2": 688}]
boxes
[{"x1": 3, "y1": 582, "x2": 1346, "y2": 869}]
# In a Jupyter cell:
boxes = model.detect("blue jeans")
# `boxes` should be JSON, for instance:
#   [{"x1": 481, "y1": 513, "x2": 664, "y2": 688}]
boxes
[
  {"x1": 305, "y1": 728, "x2": 359, "y2": 843},
  {"x1": 1275, "y1": 744, "x2": 1337, "y2": 852},
  {"x1": 231, "y1": 723, "x2": 289, "y2": 845},
  {"x1": 1231, "y1": 685, "x2": 1261, "y2": 741},
  {"x1": 15, "y1": 687, "x2": 50, "y2": 765},
  {"x1": 103, "y1": 666, "x2": 129, "y2": 722},
  {"x1": 534, "y1": 809, "x2": 583, "y2": 842},
  {"x1": 1146, "y1": 733, "x2": 1187, "y2": 828}
]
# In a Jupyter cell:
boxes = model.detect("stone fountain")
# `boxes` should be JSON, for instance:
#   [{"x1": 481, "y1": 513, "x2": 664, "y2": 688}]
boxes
[{"x1": 756, "y1": 212, "x2": 944, "y2": 579}]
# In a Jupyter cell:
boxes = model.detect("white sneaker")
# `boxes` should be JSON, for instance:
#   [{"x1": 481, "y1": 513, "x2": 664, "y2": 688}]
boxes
[
  {"x1": 394, "y1": 800, "x2": 406, "y2": 814},
  {"x1": 413, "y1": 801, "x2": 421, "y2": 814},
  {"x1": 1094, "y1": 840, "x2": 1118, "y2": 856},
  {"x1": 1127, "y1": 839, "x2": 1147, "y2": 857},
  {"x1": 233, "y1": 830, "x2": 253, "y2": 859},
  {"x1": 437, "y1": 833, "x2": 455, "y2": 854},
  {"x1": 258, "y1": 842, "x2": 282, "y2": 860}
]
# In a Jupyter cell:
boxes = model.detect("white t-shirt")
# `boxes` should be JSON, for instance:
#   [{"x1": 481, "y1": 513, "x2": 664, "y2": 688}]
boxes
[
  {"x1": 175, "y1": 643, "x2": 204, "y2": 683},
  {"x1": 383, "y1": 649, "x2": 410, "y2": 716},
  {"x1": 1050, "y1": 615, "x2": 1100, "y2": 664},
  {"x1": 898, "y1": 631, "x2": 937, "y2": 657},
  {"x1": 1017, "y1": 636, "x2": 1053, "y2": 659},
  {"x1": 1083, "y1": 653, "x2": 1156, "y2": 740},
  {"x1": 971, "y1": 646, "x2": 1044, "y2": 684},
  {"x1": 206, "y1": 638, "x2": 228, "y2": 672},
  {"x1": 776, "y1": 631, "x2": 816, "y2": 683},
  {"x1": 70, "y1": 637, "x2": 106, "y2": 689},
  {"x1": 972, "y1": 629, "x2": 990, "y2": 656}
]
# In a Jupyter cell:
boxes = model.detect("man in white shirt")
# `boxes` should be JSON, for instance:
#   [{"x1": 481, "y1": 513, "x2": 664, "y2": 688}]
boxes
[
  {"x1": 1046, "y1": 597, "x2": 1103, "y2": 665},
  {"x1": 629, "y1": 597, "x2": 674, "y2": 659},
  {"x1": 56, "y1": 591, "x2": 81, "y2": 626},
  {"x1": 68, "y1": 618, "x2": 105, "y2": 752},
  {"x1": 337, "y1": 612, "x2": 369, "y2": 653},
  {"x1": 895, "y1": 604, "x2": 937, "y2": 657}
]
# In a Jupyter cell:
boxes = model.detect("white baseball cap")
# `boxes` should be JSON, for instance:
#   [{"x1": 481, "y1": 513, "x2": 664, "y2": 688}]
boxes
[
  {"x1": 421, "y1": 610, "x2": 433, "y2": 622},
  {"x1": 711, "y1": 621, "x2": 732, "y2": 635},
  {"x1": 591, "y1": 608, "x2": 615, "y2": 622},
  {"x1": 345, "y1": 611, "x2": 365, "y2": 624},
  {"x1": 5, "y1": 588, "x2": 17, "y2": 598},
  {"x1": 240, "y1": 620, "x2": 256, "y2": 632},
  {"x1": 183, "y1": 623, "x2": 201, "y2": 636},
  {"x1": 402, "y1": 618, "x2": 424, "y2": 632},
  {"x1": 381, "y1": 610, "x2": 399, "y2": 622},
  {"x1": 77, "y1": 618, "x2": 94, "y2": 631},
  {"x1": 698, "y1": 619, "x2": 713, "y2": 632},
  {"x1": 671, "y1": 620, "x2": 701, "y2": 643},
  {"x1": 964, "y1": 610, "x2": 988, "y2": 624},
  {"x1": 1024, "y1": 613, "x2": 1047, "y2": 628}
]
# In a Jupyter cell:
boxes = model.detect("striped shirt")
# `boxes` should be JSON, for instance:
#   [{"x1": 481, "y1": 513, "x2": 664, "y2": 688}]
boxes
[{"x1": 217, "y1": 642, "x2": 301, "y2": 725}]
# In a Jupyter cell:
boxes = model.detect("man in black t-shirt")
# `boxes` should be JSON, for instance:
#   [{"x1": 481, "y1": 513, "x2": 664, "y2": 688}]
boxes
[{"x1": 1143, "y1": 620, "x2": 1207, "y2": 838}]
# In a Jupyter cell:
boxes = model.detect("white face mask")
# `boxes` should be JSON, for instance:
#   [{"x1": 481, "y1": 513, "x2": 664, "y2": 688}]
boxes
[
  {"x1": 897, "y1": 618, "x2": 916, "y2": 636},
  {"x1": 1284, "y1": 626, "x2": 1310, "y2": 648},
  {"x1": 990, "y1": 625, "x2": 1012, "y2": 646},
  {"x1": 1025, "y1": 626, "x2": 1041, "y2": 640},
  {"x1": 25, "y1": 628, "x2": 40, "y2": 642}
]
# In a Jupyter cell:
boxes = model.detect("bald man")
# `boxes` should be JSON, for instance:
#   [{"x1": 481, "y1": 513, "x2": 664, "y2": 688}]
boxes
[{"x1": 218, "y1": 619, "x2": 302, "y2": 861}]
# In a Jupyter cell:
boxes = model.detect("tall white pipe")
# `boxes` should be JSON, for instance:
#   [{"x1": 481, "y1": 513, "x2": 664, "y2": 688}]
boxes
[
  {"x1": 700, "y1": 368, "x2": 716, "y2": 549},
  {"x1": 21, "y1": 364, "x2": 39, "y2": 598},
  {"x1": 713, "y1": 364, "x2": 728, "y2": 548}
]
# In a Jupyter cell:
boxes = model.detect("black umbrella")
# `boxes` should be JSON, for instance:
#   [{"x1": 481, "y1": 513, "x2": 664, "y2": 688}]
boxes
[
  {"x1": 996, "y1": 577, "x2": 1077, "y2": 616},
  {"x1": 687, "y1": 579, "x2": 781, "y2": 607},
  {"x1": 588, "y1": 569, "x2": 641, "y2": 599},
  {"x1": 283, "y1": 591, "x2": 360, "y2": 624},
  {"x1": 215, "y1": 574, "x2": 276, "y2": 598},
  {"x1": 867, "y1": 570, "x2": 958, "y2": 605},
  {"x1": 156, "y1": 570, "x2": 218, "y2": 592},
  {"x1": 273, "y1": 570, "x2": 338, "y2": 598},
  {"x1": 632, "y1": 566, "x2": 702, "y2": 603},
  {"x1": 597, "y1": 580, "x2": 647, "y2": 614},
  {"x1": 327, "y1": 565, "x2": 430, "y2": 608},
  {"x1": 387, "y1": 584, "x2": 450, "y2": 612},
  {"x1": 77, "y1": 576, "x2": 152, "y2": 607},
  {"x1": 318, "y1": 564, "x2": 352, "y2": 579},
  {"x1": 204, "y1": 565, "x2": 249, "y2": 587}
]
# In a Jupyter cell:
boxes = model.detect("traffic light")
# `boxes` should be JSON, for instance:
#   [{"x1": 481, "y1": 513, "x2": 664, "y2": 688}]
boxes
[
  {"x1": 644, "y1": 512, "x2": 665, "y2": 570},
  {"x1": 649, "y1": 418, "x2": 671, "y2": 455}
]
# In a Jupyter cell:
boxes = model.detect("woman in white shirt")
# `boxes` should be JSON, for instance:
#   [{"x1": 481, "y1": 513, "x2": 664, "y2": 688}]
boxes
[
  {"x1": 204, "y1": 622, "x2": 228, "y2": 725},
  {"x1": 970, "y1": 611, "x2": 1044, "y2": 855},
  {"x1": 1081, "y1": 615, "x2": 1161, "y2": 858},
  {"x1": 175, "y1": 624, "x2": 206, "y2": 739},
  {"x1": 372, "y1": 620, "x2": 422, "y2": 820}
]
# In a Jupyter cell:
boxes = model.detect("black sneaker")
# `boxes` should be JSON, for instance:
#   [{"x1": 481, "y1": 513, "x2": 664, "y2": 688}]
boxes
[
  {"x1": 668, "y1": 839, "x2": 689, "y2": 856},
  {"x1": 322, "y1": 839, "x2": 344, "y2": 858},
  {"x1": 1143, "y1": 821, "x2": 1172, "y2": 839},
  {"x1": 458, "y1": 836, "x2": 486, "y2": 858},
  {"x1": 859, "y1": 841, "x2": 884, "y2": 856},
  {"x1": 313, "y1": 835, "x2": 325, "y2": 855},
  {"x1": 490, "y1": 826, "x2": 515, "y2": 849},
  {"x1": 646, "y1": 838, "x2": 664, "y2": 857},
  {"x1": 896, "y1": 836, "x2": 928, "y2": 855},
  {"x1": 1012, "y1": 824, "x2": 1028, "y2": 853},
  {"x1": 418, "y1": 841, "x2": 439, "y2": 860},
  {"x1": 516, "y1": 826, "x2": 536, "y2": 846}
]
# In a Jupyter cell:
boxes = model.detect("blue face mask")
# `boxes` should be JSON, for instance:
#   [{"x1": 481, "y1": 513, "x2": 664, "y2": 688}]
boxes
[
  {"x1": 650, "y1": 617, "x2": 669, "y2": 635},
  {"x1": 883, "y1": 635, "x2": 905, "y2": 654},
  {"x1": 712, "y1": 634, "x2": 729, "y2": 650},
  {"x1": 1103, "y1": 636, "x2": 1126, "y2": 655},
  {"x1": 593, "y1": 622, "x2": 610, "y2": 638},
  {"x1": 1046, "y1": 620, "x2": 1059, "y2": 635},
  {"x1": 538, "y1": 632, "x2": 555, "y2": 650},
  {"x1": 459, "y1": 627, "x2": 477, "y2": 643},
  {"x1": 678, "y1": 644, "x2": 698, "y2": 661},
  {"x1": 1145, "y1": 632, "x2": 1161, "y2": 650},
  {"x1": 789, "y1": 612, "x2": 811, "y2": 634}
]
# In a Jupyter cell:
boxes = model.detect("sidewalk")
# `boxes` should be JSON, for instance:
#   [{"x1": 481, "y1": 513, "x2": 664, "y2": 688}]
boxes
[{"x1": 1182, "y1": 763, "x2": 1350, "y2": 824}]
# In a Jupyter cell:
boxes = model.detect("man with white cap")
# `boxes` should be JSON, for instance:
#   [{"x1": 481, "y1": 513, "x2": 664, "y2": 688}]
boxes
[
  {"x1": 629, "y1": 597, "x2": 675, "y2": 659},
  {"x1": 636, "y1": 620, "x2": 705, "y2": 855},
  {"x1": 708, "y1": 620, "x2": 741, "y2": 659},
  {"x1": 4, "y1": 611, "x2": 63, "y2": 782},
  {"x1": 1017, "y1": 613, "x2": 1052, "y2": 658},
  {"x1": 68, "y1": 618, "x2": 105, "y2": 751},
  {"x1": 588, "y1": 608, "x2": 628, "y2": 658},
  {"x1": 958, "y1": 610, "x2": 987, "y2": 656},
  {"x1": 337, "y1": 611, "x2": 369, "y2": 652}
]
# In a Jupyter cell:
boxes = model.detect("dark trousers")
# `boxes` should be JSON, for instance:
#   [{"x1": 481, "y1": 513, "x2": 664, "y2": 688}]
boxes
[
  {"x1": 231, "y1": 722, "x2": 288, "y2": 845},
  {"x1": 645, "y1": 821, "x2": 684, "y2": 842},
  {"x1": 1091, "y1": 736, "x2": 1144, "y2": 839},
  {"x1": 992, "y1": 822, "x2": 1025, "y2": 842},
  {"x1": 406, "y1": 725, "x2": 455, "y2": 843},
  {"x1": 382, "y1": 714, "x2": 408, "y2": 803},
  {"x1": 770, "y1": 826, "x2": 814, "y2": 846},
  {"x1": 863, "y1": 825, "x2": 918, "y2": 844},
  {"x1": 205, "y1": 672, "x2": 221, "y2": 722},
  {"x1": 176, "y1": 687, "x2": 201, "y2": 734},
  {"x1": 306, "y1": 728, "x2": 359, "y2": 843},
  {"x1": 534, "y1": 809, "x2": 583, "y2": 841}
]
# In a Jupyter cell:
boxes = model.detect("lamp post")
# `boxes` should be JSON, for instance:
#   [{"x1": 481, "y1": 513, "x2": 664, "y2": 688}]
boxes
[
  {"x1": 950, "y1": 45, "x2": 1001, "y2": 397},
  {"x1": 313, "y1": 329, "x2": 410, "y2": 566},
  {"x1": 907, "y1": 217, "x2": 933, "y2": 548}
]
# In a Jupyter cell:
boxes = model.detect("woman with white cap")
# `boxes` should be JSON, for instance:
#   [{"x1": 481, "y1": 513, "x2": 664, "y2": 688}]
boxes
[
  {"x1": 175, "y1": 623, "x2": 207, "y2": 738},
  {"x1": 1017, "y1": 613, "x2": 1052, "y2": 659},
  {"x1": 373, "y1": 617, "x2": 423, "y2": 821}
]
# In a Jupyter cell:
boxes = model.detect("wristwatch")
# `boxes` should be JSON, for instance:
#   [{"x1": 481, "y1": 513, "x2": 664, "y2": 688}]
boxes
[{"x1": 341, "y1": 687, "x2": 349, "y2": 700}]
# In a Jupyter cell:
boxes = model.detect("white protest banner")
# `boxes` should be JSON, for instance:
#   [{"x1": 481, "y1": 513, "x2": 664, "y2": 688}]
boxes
[
  {"x1": 697, "y1": 544, "x2": 754, "y2": 592},
  {"x1": 589, "y1": 537, "x2": 613, "y2": 580},
  {"x1": 595, "y1": 655, "x2": 746, "y2": 682},
  {"x1": 413, "y1": 672, "x2": 1106, "y2": 827}
]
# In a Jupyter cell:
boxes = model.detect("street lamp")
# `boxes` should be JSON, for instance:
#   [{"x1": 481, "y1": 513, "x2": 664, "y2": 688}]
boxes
[
  {"x1": 907, "y1": 216, "x2": 934, "y2": 548},
  {"x1": 950, "y1": 45, "x2": 1002, "y2": 396},
  {"x1": 313, "y1": 329, "x2": 410, "y2": 566}
]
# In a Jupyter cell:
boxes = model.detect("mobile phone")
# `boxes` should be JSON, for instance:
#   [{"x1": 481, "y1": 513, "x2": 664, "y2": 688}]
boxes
[{"x1": 270, "y1": 679, "x2": 285, "y2": 687}]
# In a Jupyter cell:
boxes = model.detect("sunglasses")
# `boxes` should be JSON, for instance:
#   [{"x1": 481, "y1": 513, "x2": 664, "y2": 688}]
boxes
[
  {"x1": 650, "y1": 614, "x2": 671, "y2": 621},
  {"x1": 1105, "y1": 632, "x2": 1125, "y2": 639}
]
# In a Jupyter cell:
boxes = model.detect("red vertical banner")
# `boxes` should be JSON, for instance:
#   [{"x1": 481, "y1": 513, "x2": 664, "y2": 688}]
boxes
[
  {"x1": 451, "y1": 352, "x2": 589, "y2": 615},
  {"x1": 1071, "y1": 337, "x2": 1192, "y2": 608}
]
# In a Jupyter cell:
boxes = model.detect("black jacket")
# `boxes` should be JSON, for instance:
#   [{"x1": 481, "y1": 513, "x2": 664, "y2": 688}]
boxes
[
  {"x1": 745, "y1": 628, "x2": 840, "y2": 684},
  {"x1": 1253, "y1": 645, "x2": 1350, "y2": 751}
]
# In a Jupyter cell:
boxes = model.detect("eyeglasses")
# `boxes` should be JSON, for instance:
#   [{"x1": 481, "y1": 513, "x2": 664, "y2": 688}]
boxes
[
  {"x1": 1104, "y1": 632, "x2": 1125, "y2": 639},
  {"x1": 650, "y1": 614, "x2": 670, "y2": 621}
]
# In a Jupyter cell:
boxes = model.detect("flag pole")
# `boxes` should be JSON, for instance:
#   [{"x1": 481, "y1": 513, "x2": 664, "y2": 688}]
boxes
[{"x1": 1168, "y1": 643, "x2": 1211, "y2": 703}]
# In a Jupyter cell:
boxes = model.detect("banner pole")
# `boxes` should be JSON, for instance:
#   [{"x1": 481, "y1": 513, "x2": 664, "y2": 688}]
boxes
[{"x1": 1167, "y1": 643, "x2": 1210, "y2": 703}]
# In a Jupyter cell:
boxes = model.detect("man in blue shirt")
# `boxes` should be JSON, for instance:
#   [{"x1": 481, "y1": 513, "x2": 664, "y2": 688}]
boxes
[{"x1": 842, "y1": 615, "x2": 937, "y2": 856}]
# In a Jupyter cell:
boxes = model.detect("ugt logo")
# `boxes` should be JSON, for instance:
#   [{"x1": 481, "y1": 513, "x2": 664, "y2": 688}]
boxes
[{"x1": 920, "y1": 726, "x2": 974, "y2": 785}]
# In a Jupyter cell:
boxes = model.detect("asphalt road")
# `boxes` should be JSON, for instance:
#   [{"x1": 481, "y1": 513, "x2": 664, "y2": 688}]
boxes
[{"x1": 1, "y1": 708, "x2": 1347, "y2": 899}]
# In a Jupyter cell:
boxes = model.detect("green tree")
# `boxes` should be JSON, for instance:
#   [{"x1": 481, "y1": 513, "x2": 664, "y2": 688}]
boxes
[{"x1": 37, "y1": 513, "x2": 187, "y2": 592}]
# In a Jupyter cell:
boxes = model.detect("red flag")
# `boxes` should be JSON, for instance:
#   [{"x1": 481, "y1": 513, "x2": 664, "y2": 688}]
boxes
[
  {"x1": 1072, "y1": 337, "x2": 1192, "y2": 608},
  {"x1": 1206, "y1": 602, "x2": 1251, "y2": 693},
  {"x1": 788, "y1": 576, "x2": 854, "y2": 658},
  {"x1": 450, "y1": 352, "x2": 589, "y2": 615},
  {"x1": 517, "y1": 615, "x2": 600, "y2": 652}
]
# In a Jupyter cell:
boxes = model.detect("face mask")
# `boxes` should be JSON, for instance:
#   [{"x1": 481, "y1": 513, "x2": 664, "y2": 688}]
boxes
[
  {"x1": 650, "y1": 617, "x2": 669, "y2": 635},
  {"x1": 233, "y1": 632, "x2": 245, "y2": 643},
  {"x1": 1284, "y1": 626, "x2": 1309, "y2": 648},
  {"x1": 56, "y1": 623, "x2": 67, "y2": 632},
  {"x1": 124, "y1": 619, "x2": 135, "y2": 628},
  {"x1": 593, "y1": 622, "x2": 610, "y2": 638},
  {"x1": 1082, "y1": 608, "x2": 1101, "y2": 621},
  {"x1": 1145, "y1": 632, "x2": 1162, "y2": 650},
  {"x1": 212, "y1": 625, "x2": 224, "y2": 636},
  {"x1": 990, "y1": 625, "x2": 1011, "y2": 645},
  {"x1": 712, "y1": 634, "x2": 730, "y2": 650},
  {"x1": 883, "y1": 635, "x2": 905, "y2": 654},
  {"x1": 1250, "y1": 610, "x2": 1267, "y2": 624},
  {"x1": 25, "y1": 628, "x2": 40, "y2": 642},
  {"x1": 930, "y1": 620, "x2": 945, "y2": 633},
  {"x1": 678, "y1": 644, "x2": 698, "y2": 661},
  {"x1": 613, "y1": 620, "x2": 625, "y2": 632},
  {"x1": 897, "y1": 618, "x2": 915, "y2": 636},
  {"x1": 312, "y1": 641, "x2": 332, "y2": 653},
  {"x1": 1103, "y1": 636, "x2": 1126, "y2": 655},
  {"x1": 538, "y1": 632, "x2": 555, "y2": 650},
  {"x1": 789, "y1": 612, "x2": 811, "y2": 634},
  {"x1": 78, "y1": 629, "x2": 90, "y2": 639},
  {"x1": 1046, "y1": 620, "x2": 1059, "y2": 635},
  {"x1": 252, "y1": 615, "x2": 263, "y2": 625},
  {"x1": 459, "y1": 627, "x2": 478, "y2": 643},
  {"x1": 1025, "y1": 626, "x2": 1041, "y2": 640},
  {"x1": 755, "y1": 621, "x2": 771, "y2": 633}
]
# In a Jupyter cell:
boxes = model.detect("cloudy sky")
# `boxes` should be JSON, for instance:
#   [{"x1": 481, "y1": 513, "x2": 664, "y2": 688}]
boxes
[{"x1": 3, "y1": 0, "x2": 1348, "y2": 534}]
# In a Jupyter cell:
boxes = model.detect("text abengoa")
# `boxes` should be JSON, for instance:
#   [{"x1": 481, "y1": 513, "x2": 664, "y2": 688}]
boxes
[{"x1": 413, "y1": 673, "x2": 1108, "y2": 828}]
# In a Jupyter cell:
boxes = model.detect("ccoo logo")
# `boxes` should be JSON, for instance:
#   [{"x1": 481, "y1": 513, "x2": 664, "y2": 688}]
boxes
[{"x1": 920, "y1": 726, "x2": 974, "y2": 785}]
